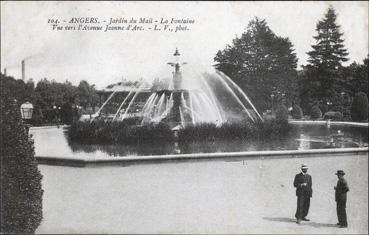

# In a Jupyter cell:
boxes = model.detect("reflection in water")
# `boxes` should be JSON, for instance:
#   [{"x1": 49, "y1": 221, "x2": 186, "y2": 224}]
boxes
[
  {"x1": 296, "y1": 126, "x2": 367, "y2": 149},
  {"x1": 68, "y1": 139, "x2": 175, "y2": 156},
  {"x1": 31, "y1": 125, "x2": 368, "y2": 158}
]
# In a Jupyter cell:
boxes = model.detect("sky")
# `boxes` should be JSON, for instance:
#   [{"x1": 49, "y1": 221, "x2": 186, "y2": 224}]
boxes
[{"x1": 1, "y1": 1, "x2": 368, "y2": 89}]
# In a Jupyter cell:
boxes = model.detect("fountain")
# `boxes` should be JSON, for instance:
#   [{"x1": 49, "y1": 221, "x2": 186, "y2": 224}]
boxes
[{"x1": 89, "y1": 49, "x2": 263, "y2": 128}]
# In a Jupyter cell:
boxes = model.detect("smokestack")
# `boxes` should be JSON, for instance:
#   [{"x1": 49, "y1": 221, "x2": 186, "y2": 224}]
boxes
[
  {"x1": 21, "y1": 60, "x2": 25, "y2": 81},
  {"x1": 3, "y1": 68, "x2": 7, "y2": 76}
]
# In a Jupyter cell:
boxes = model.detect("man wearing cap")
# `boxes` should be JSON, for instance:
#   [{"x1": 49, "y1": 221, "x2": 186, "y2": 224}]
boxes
[
  {"x1": 293, "y1": 164, "x2": 312, "y2": 224},
  {"x1": 334, "y1": 170, "x2": 349, "y2": 228}
]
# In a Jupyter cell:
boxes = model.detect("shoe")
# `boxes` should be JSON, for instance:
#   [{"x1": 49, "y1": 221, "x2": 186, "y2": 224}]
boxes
[
  {"x1": 296, "y1": 219, "x2": 301, "y2": 224},
  {"x1": 336, "y1": 223, "x2": 341, "y2": 226},
  {"x1": 302, "y1": 217, "x2": 310, "y2": 221},
  {"x1": 339, "y1": 225, "x2": 348, "y2": 228}
]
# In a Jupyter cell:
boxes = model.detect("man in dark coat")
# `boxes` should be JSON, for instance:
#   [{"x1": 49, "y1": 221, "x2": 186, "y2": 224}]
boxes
[
  {"x1": 334, "y1": 170, "x2": 349, "y2": 228},
  {"x1": 293, "y1": 164, "x2": 312, "y2": 224}
]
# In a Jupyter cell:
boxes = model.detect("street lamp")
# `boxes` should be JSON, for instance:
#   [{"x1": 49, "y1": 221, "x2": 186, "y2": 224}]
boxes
[
  {"x1": 20, "y1": 101, "x2": 33, "y2": 134},
  {"x1": 340, "y1": 92, "x2": 346, "y2": 118},
  {"x1": 281, "y1": 92, "x2": 286, "y2": 105},
  {"x1": 172, "y1": 125, "x2": 181, "y2": 154},
  {"x1": 270, "y1": 94, "x2": 275, "y2": 115},
  {"x1": 53, "y1": 105, "x2": 62, "y2": 126},
  {"x1": 327, "y1": 101, "x2": 332, "y2": 111},
  {"x1": 20, "y1": 101, "x2": 34, "y2": 120}
]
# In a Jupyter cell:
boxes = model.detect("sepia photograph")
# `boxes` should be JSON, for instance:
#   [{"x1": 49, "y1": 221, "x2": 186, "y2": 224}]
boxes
[{"x1": 1, "y1": 1, "x2": 368, "y2": 234}]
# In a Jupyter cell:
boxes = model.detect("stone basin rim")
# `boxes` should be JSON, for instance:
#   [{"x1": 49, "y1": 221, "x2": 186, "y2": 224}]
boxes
[
  {"x1": 35, "y1": 147, "x2": 368, "y2": 166},
  {"x1": 28, "y1": 120, "x2": 369, "y2": 131}
]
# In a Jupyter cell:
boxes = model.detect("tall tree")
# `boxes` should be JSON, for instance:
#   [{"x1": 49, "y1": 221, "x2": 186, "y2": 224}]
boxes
[
  {"x1": 307, "y1": 7, "x2": 348, "y2": 69},
  {"x1": 34, "y1": 78, "x2": 79, "y2": 123},
  {"x1": 214, "y1": 18, "x2": 298, "y2": 111},
  {"x1": 303, "y1": 6, "x2": 349, "y2": 107},
  {"x1": 34, "y1": 79, "x2": 77, "y2": 108},
  {"x1": 78, "y1": 80, "x2": 99, "y2": 112},
  {"x1": 0, "y1": 74, "x2": 35, "y2": 104},
  {"x1": 344, "y1": 56, "x2": 369, "y2": 97}
]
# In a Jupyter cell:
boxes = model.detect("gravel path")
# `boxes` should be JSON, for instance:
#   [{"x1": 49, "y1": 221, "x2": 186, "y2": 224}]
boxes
[{"x1": 36, "y1": 153, "x2": 368, "y2": 234}]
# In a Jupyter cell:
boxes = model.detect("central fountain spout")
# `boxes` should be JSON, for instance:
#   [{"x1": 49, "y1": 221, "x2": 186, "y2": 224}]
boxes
[
  {"x1": 166, "y1": 48, "x2": 188, "y2": 126},
  {"x1": 167, "y1": 48, "x2": 187, "y2": 90}
]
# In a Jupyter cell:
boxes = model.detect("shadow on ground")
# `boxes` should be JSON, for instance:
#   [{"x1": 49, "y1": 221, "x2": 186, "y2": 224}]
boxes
[{"x1": 263, "y1": 217, "x2": 338, "y2": 228}]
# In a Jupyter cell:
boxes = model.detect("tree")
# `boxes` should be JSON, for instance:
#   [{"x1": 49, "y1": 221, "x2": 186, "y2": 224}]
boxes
[
  {"x1": 343, "y1": 56, "x2": 369, "y2": 97},
  {"x1": 275, "y1": 104, "x2": 289, "y2": 124},
  {"x1": 34, "y1": 79, "x2": 78, "y2": 123},
  {"x1": 0, "y1": 74, "x2": 35, "y2": 104},
  {"x1": 307, "y1": 7, "x2": 348, "y2": 69},
  {"x1": 1, "y1": 80, "x2": 43, "y2": 233},
  {"x1": 60, "y1": 102, "x2": 74, "y2": 124},
  {"x1": 310, "y1": 105, "x2": 322, "y2": 120},
  {"x1": 78, "y1": 80, "x2": 99, "y2": 112},
  {"x1": 214, "y1": 18, "x2": 298, "y2": 111},
  {"x1": 291, "y1": 105, "x2": 303, "y2": 119},
  {"x1": 302, "y1": 6, "x2": 349, "y2": 105},
  {"x1": 353, "y1": 56, "x2": 369, "y2": 97},
  {"x1": 350, "y1": 92, "x2": 368, "y2": 121},
  {"x1": 35, "y1": 79, "x2": 78, "y2": 108}
]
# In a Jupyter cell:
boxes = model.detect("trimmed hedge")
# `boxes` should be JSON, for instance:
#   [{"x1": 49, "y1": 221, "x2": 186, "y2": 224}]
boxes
[
  {"x1": 351, "y1": 92, "x2": 368, "y2": 121},
  {"x1": 1, "y1": 97, "x2": 43, "y2": 233},
  {"x1": 275, "y1": 105, "x2": 289, "y2": 123},
  {"x1": 69, "y1": 119, "x2": 294, "y2": 144},
  {"x1": 310, "y1": 105, "x2": 322, "y2": 120},
  {"x1": 323, "y1": 111, "x2": 343, "y2": 121},
  {"x1": 318, "y1": 103, "x2": 328, "y2": 115},
  {"x1": 291, "y1": 105, "x2": 303, "y2": 119}
]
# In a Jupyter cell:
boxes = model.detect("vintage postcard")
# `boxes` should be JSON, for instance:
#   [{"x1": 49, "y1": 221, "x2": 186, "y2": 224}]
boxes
[{"x1": 1, "y1": 1, "x2": 368, "y2": 234}]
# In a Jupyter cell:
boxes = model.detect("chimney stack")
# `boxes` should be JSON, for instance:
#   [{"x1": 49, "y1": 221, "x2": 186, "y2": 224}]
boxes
[
  {"x1": 3, "y1": 68, "x2": 7, "y2": 76},
  {"x1": 21, "y1": 60, "x2": 25, "y2": 81}
]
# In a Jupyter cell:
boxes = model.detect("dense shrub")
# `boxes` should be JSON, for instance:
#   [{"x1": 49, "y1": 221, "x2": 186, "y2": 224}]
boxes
[
  {"x1": 318, "y1": 103, "x2": 328, "y2": 115},
  {"x1": 69, "y1": 120, "x2": 173, "y2": 144},
  {"x1": 310, "y1": 105, "x2": 322, "y2": 120},
  {"x1": 179, "y1": 122, "x2": 255, "y2": 141},
  {"x1": 291, "y1": 105, "x2": 303, "y2": 119},
  {"x1": 274, "y1": 105, "x2": 289, "y2": 134},
  {"x1": 60, "y1": 102, "x2": 74, "y2": 124},
  {"x1": 69, "y1": 119, "x2": 294, "y2": 144},
  {"x1": 275, "y1": 105, "x2": 289, "y2": 123},
  {"x1": 323, "y1": 111, "x2": 343, "y2": 121},
  {"x1": 350, "y1": 92, "x2": 368, "y2": 121},
  {"x1": 258, "y1": 118, "x2": 294, "y2": 138},
  {"x1": 0, "y1": 97, "x2": 43, "y2": 233}
]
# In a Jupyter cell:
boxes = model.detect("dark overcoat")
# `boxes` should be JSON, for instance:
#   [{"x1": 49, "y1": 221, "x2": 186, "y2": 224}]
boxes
[
  {"x1": 335, "y1": 178, "x2": 349, "y2": 202},
  {"x1": 293, "y1": 172, "x2": 312, "y2": 197}
]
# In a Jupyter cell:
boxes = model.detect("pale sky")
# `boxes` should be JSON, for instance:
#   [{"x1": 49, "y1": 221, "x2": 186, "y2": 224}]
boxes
[{"x1": 1, "y1": 1, "x2": 368, "y2": 89}]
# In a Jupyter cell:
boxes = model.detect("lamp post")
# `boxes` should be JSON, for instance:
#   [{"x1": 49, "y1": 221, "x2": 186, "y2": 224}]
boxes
[
  {"x1": 20, "y1": 101, "x2": 33, "y2": 134},
  {"x1": 271, "y1": 94, "x2": 275, "y2": 115},
  {"x1": 172, "y1": 125, "x2": 181, "y2": 154},
  {"x1": 340, "y1": 92, "x2": 345, "y2": 118},
  {"x1": 53, "y1": 105, "x2": 61, "y2": 126},
  {"x1": 327, "y1": 101, "x2": 332, "y2": 111}
]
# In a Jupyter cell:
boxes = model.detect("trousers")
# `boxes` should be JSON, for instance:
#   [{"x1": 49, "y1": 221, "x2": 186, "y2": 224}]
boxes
[
  {"x1": 295, "y1": 195, "x2": 310, "y2": 220},
  {"x1": 337, "y1": 201, "x2": 347, "y2": 226}
]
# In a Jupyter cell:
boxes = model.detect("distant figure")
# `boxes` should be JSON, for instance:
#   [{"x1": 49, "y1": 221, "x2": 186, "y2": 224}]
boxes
[
  {"x1": 293, "y1": 164, "x2": 312, "y2": 224},
  {"x1": 334, "y1": 170, "x2": 349, "y2": 228}
]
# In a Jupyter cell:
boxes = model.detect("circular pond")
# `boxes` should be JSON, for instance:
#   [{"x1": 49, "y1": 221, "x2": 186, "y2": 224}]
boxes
[{"x1": 31, "y1": 124, "x2": 368, "y2": 158}]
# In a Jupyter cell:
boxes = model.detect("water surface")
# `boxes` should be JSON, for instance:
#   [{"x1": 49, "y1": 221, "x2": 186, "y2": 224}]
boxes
[{"x1": 31, "y1": 124, "x2": 368, "y2": 158}]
